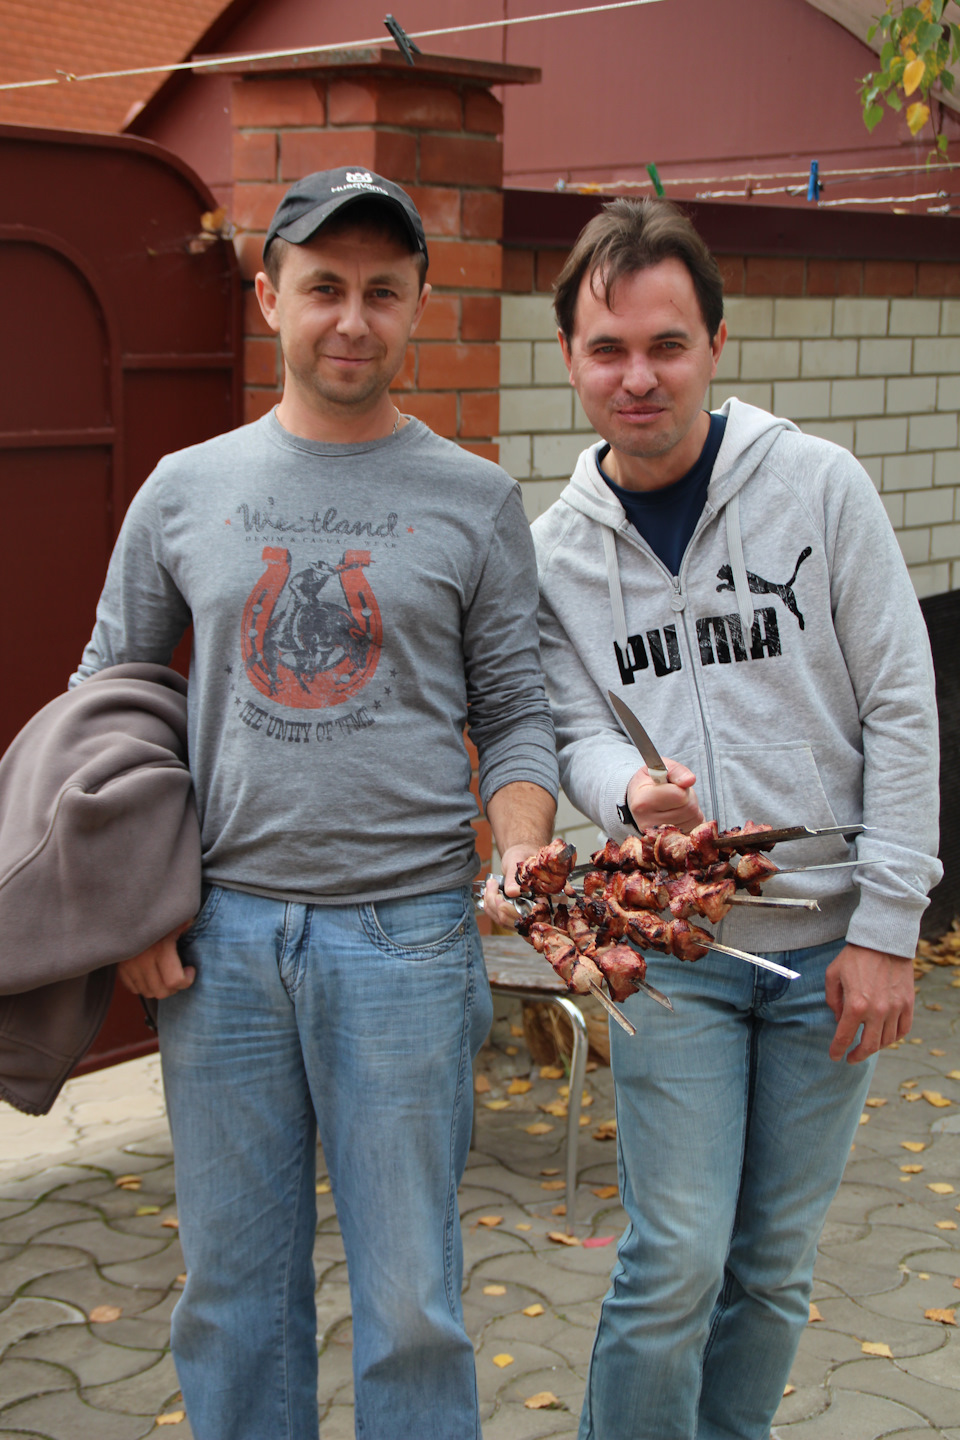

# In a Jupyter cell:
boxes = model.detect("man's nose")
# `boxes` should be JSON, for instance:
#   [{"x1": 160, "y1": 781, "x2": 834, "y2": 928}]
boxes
[
  {"x1": 336, "y1": 294, "x2": 369, "y2": 338},
  {"x1": 622, "y1": 351, "x2": 657, "y2": 394}
]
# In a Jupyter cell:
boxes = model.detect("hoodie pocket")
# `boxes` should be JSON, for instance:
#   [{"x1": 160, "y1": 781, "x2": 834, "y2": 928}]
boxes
[{"x1": 714, "y1": 741, "x2": 855, "y2": 865}]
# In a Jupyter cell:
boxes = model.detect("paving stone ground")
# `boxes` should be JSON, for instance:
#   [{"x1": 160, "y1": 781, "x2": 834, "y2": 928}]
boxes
[{"x1": 1, "y1": 964, "x2": 959, "y2": 1438}]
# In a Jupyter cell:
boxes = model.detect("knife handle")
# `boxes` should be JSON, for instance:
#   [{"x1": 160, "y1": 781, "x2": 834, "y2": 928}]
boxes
[{"x1": 647, "y1": 765, "x2": 669, "y2": 786}]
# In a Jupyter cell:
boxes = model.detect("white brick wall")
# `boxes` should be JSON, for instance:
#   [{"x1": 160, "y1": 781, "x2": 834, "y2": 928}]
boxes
[{"x1": 498, "y1": 290, "x2": 960, "y2": 598}]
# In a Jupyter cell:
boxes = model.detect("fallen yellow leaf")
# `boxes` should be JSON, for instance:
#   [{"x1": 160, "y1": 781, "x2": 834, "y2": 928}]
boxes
[
  {"x1": 516, "y1": 1222, "x2": 532, "y2": 1231},
  {"x1": 935, "y1": 1220, "x2": 958, "y2": 1230},
  {"x1": 175, "y1": 1273, "x2": 187, "y2": 1285},
  {"x1": 910, "y1": 1037, "x2": 924, "y2": 1045},
  {"x1": 901, "y1": 1164, "x2": 924, "y2": 1173},
  {"x1": 541, "y1": 1180, "x2": 565, "y2": 1191},
  {"x1": 524, "y1": 1122, "x2": 553, "y2": 1135},
  {"x1": 808, "y1": 1303, "x2": 823, "y2": 1323},
  {"x1": 901, "y1": 1140, "x2": 926, "y2": 1152},
  {"x1": 539, "y1": 1102, "x2": 568, "y2": 1117},
  {"x1": 541, "y1": 1167, "x2": 560, "y2": 1175},
  {"x1": 161, "y1": 1217, "x2": 179, "y2": 1230},
  {"x1": 552, "y1": 1204, "x2": 566, "y2": 1216},
  {"x1": 900, "y1": 1176, "x2": 913, "y2": 1183},
  {"x1": 136, "y1": 1206, "x2": 161, "y2": 1216},
  {"x1": 474, "y1": 1075, "x2": 491, "y2": 1094},
  {"x1": 593, "y1": 1185, "x2": 619, "y2": 1200},
  {"x1": 919, "y1": 1272, "x2": 931, "y2": 1280},
  {"x1": 477, "y1": 1216, "x2": 503, "y2": 1228},
  {"x1": 316, "y1": 1181, "x2": 331, "y2": 1194},
  {"x1": 953, "y1": 1277, "x2": 960, "y2": 1288},
  {"x1": 930, "y1": 1049, "x2": 945, "y2": 1056},
  {"x1": 579, "y1": 1114, "x2": 591, "y2": 1127},
  {"x1": 859, "y1": 1114, "x2": 870, "y2": 1125},
  {"x1": 903, "y1": 55, "x2": 926, "y2": 95},
  {"x1": 948, "y1": 1071, "x2": 960, "y2": 1081},
  {"x1": 928, "y1": 1182, "x2": 956, "y2": 1194},
  {"x1": 156, "y1": 1415, "x2": 186, "y2": 1428},
  {"x1": 905, "y1": 1092, "x2": 923, "y2": 1102},
  {"x1": 951, "y1": 979, "x2": 960, "y2": 988},
  {"x1": 89, "y1": 1305, "x2": 122, "y2": 1324},
  {"x1": 483, "y1": 1284, "x2": 506, "y2": 1295},
  {"x1": 924, "y1": 1308, "x2": 957, "y2": 1325},
  {"x1": 505, "y1": 1046, "x2": 519, "y2": 1057},
  {"x1": 547, "y1": 1230, "x2": 581, "y2": 1246},
  {"x1": 492, "y1": 1353, "x2": 514, "y2": 1368},
  {"x1": 484, "y1": 1100, "x2": 511, "y2": 1111},
  {"x1": 523, "y1": 1303, "x2": 545, "y2": 1316},
  {"x1": 524, "y1": 1391, "x2": 562, "y2": 1410},
  {"x1": 902, "y1": 1081, "x2": 918, "y2": 1089},
  {"x1": 861, "y1": 1340, "x2": 893, "y2": 1357},
  {"x1": 508, "y1": 1079, "x2": 532, "y2": 1095},
  {"x1": 783, "y1": 1384, "x2": 796, "y2": 1396},
  {"x1": 540, "y1": 1065, "x2": 564, "y2": 1080},
  {"x1": 922, "y1": 1091, "x2": 952, "y2": 1108},
  {"x1": 510, "y1": 1024, "x2": 524, "y2": 1037},
  {"x1": 865, "y1": 1097, "x2": 887, "y2": 1108},
  {"x1": 594, "y1": 1120, "x2": 617, "y2": 1140},
  {"x1": 115, "y1": 1174, "x2": 142, "y2": 1189}
]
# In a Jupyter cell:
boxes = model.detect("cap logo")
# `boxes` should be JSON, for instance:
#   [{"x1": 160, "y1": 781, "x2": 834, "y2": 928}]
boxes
[{"x1": 345, "y1": 170, "x2": 374, "y2": 185}]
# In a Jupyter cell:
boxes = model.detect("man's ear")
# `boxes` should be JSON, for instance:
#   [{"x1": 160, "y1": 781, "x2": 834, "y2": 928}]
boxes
[
  {"x1": 558, "y1": 328, "x2": 575, "y2": 384},
  {"x1": 410, "y1": 281, "x2": 432, "y2": 335},
  {"x1": 709, "y1": 319, "x2": 728, "y2": 378},
  {"x1": 255, "y1": 271, "x2": 281, "y2": 334}
]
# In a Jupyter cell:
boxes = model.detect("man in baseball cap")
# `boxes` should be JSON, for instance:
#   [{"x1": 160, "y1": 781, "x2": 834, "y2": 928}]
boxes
[{"x1": 73, "y1": 166, "x2": 558, "y2": 1440}]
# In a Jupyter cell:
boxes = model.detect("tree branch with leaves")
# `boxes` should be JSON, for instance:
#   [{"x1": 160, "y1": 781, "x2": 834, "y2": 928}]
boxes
[{"x1": 860, "y1": 1, "x2": 960, "y2": 152}]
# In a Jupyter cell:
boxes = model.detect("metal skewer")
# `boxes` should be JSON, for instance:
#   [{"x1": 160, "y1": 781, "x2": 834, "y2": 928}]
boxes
[
  {"x1": 730, "y1": 895, "x2": 820, "y2": 910},
  {"x1": 704, "y1": 942, "x2": 800, "y2": 979}
]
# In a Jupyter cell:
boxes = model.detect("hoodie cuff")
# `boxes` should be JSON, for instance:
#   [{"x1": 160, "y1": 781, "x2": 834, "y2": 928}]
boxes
[
  {"x1": 599, "y1": 760, "x2": 647, "y2": 842},
  {"x1": 844, "y1": 890, "x2": 926, "y2": 961}
]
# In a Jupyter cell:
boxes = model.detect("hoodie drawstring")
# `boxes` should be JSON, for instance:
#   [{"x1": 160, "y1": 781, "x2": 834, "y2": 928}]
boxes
[
  {"x1": 725, "y1": 492, "x2": 755, "y2": 637},
  {"x1": 602, "y1": 526, "x2": 630, "y2": 653}
]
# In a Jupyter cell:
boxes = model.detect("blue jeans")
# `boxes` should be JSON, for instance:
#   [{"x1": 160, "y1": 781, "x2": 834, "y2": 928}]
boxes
[
  {"x1": 578, "y1": 939, "x2": 875, "y2": 1440},
  {"x1": 157, "y1": 883, "x2": 492, "y2": 1440}
]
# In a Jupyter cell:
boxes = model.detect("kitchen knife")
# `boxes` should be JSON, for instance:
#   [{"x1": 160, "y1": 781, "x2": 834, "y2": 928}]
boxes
[{"x1": 608, "y1": 692, "x2": 668, "y2": 785}]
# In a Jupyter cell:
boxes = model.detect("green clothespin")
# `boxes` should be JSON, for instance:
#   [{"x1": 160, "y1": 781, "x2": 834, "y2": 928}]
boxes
[{"x1": 646, "y1": 163, "x2": 665, "y2": 197}]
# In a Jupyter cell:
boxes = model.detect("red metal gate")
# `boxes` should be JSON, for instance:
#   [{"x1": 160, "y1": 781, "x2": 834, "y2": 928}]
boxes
[{"x1": 0, "y1": 123, "x2": 242, "y2": 1071}]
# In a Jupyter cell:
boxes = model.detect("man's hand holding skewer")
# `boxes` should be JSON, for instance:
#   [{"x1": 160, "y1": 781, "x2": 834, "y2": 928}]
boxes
[{"x1": 625, "y1": 759, "x2": 703, "y2": 833}]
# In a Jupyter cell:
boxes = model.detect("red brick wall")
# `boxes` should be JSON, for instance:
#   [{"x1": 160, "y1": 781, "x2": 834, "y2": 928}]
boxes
[{"x1": 231, "y1": 69, "x2": 504, "y2": 463}]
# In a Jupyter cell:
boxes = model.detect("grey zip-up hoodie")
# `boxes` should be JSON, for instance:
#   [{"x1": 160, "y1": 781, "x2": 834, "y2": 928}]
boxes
[{"x1": 533, "y1": 398, "x2": 942, "y2": 957}]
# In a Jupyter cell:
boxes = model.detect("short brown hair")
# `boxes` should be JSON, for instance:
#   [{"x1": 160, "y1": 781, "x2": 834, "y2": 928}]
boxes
[
  {"x1": 553, "y1": 197, "x2": 724, "y2": 343},
  {"x1": 263, "y1": 199, "x2": 428, "y2": 289}
]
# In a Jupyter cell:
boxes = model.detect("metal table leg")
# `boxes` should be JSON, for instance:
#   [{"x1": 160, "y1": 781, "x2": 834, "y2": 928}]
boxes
[{"x1": 546, "y1": 995, "x2": 588, "y2": 1232}]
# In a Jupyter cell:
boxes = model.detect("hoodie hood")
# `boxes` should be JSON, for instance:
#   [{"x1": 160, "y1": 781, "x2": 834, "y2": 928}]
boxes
[{"x1": 559, "y1": 399, "x2": 800, "y2": 653}]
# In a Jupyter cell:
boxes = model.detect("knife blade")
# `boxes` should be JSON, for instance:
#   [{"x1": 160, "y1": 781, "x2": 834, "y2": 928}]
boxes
[
  {"x1": 608, "y1": 692, "x2": 668, "y2": 785},
  {"x1": 718, "y1": 823, "x2": 867, "y2": 849}
]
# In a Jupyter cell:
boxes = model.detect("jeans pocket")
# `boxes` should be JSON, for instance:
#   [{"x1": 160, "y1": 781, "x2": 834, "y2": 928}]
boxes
[
  {"x1": 362, "y1": 887, "x2": 470, "y2": 961},
  {"x1": 178, "y1": 884, "x2": 224, "y2": 948}
]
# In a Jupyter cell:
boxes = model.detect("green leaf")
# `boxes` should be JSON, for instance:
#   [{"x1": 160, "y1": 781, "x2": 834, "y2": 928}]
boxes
[
  {"x1": 864, "y1": 102, "x2": 886, "y2": 131},
  {"x1": 881, "y1": 39, "x2": 896, "y2": 67},
  {"x1": 917, "y1": 21, "x2": 943, "y2": 49},
  {"x1": 886, "y1": 89, "x2": 904, "y2": 109},
  {"x1": 937, "y1": 132, "x2": 949, "y2": 154},
  {"x1": 941, "y1": 68, "x2": 955, "y2": 90}
]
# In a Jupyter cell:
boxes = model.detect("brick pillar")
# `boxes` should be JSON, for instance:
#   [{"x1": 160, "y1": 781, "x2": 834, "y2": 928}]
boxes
[{"x1": 225, "y1": 48, "x2": 539, "y2": 464}]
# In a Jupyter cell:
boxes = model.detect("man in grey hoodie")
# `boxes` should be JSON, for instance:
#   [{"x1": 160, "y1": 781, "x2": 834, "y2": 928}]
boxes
[
  {"x1": 531, "y1": 199, "x2": 941, "y2": 1439},
  {"x1": 71, "y1": 169, "x2": 558, "y2": 1440}
]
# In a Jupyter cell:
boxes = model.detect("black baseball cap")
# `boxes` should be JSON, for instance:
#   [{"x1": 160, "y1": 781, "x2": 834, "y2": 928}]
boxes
[{"x1": 264, "y1": 167, "x2": 428, "y2": 265}]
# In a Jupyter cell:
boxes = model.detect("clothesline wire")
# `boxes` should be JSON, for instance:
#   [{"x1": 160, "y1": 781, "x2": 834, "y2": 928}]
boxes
[{"x1": 0, "y1": 0, "x2": 666, "y2": 91}]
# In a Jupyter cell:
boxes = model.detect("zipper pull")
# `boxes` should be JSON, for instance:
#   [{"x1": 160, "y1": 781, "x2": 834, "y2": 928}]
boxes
[{"x1": 670, "y1": 577, "x2": 686, "y2": 613}]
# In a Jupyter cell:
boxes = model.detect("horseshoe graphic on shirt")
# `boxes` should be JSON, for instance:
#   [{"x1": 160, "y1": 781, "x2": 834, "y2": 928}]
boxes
[{"x1": 241, "y1": 547, "x2": 382, "y2": 708}]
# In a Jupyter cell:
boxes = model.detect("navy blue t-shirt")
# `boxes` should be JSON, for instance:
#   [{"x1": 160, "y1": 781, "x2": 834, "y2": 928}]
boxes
[{"x1": 598, "y1": 412, "x2": 727, "y2": 576}]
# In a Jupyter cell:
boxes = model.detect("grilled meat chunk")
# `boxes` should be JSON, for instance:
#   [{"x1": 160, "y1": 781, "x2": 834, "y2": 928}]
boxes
[
  {"x1": 515, "y1": 838, "x2": 577, "y2": 896},
  {"x1": 594, "y1": 943, "x2": 647, "y2": 1002}
]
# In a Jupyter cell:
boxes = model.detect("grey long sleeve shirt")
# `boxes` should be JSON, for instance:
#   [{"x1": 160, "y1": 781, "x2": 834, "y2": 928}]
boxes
[{"x1": 73, "y1": 413, "x2": 558, "y2": 903}]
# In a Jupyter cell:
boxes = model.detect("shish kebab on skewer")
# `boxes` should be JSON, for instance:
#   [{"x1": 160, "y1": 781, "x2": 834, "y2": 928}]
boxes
[{"x1": 478, "y1": 819, "x2": 876, "y2": 1026}]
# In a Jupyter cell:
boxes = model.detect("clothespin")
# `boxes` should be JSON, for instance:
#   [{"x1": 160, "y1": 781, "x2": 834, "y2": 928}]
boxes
[
  {"x1": 646, "y1": 162, "x2": 665, "y2": 198},
  {"x1": 807, "y1": 160, "x2": 822, "y2": 203},
  {"x1": 384, "y1": 14, "x2": 421, "y2": 65}
]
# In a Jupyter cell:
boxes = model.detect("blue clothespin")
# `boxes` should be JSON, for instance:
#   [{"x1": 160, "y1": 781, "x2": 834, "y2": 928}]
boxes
[
  {"x1": 807, "y1": 160, "x2": 822, "y2": 203},
  {"x1": 385, "y1": 14, "x2": 421, "y2": 65}
]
